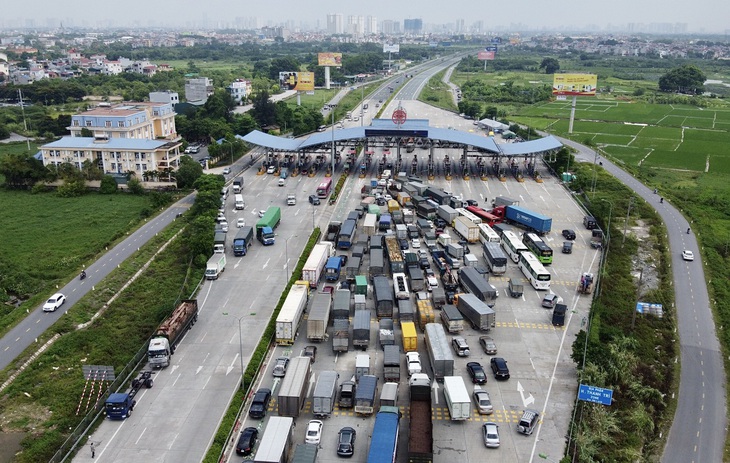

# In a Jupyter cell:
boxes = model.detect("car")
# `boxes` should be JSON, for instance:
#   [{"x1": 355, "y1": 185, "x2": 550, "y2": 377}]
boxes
[
  {"x1": 466, "y1": 362, "x2": 487, "y2": 384},
  {"x1": 517, "y1": 409, "x2": 540, "y2": 435},
  {"x1": 419, "y1": 255, "x2": 431, "y2": 270},
  {"x1": 337, "y1": 427, "x2": 357, "y2": 457},
  {"x1": 43, "y1": 293, "x2": 66, "y2": 312},
  {"x1": 278, "y1": 178, "x2": 286, "y2": 187},
  {"x1": 305, "y1": 420, "x2": 323, "y2": 444},
  {"x1": 236, "y1": 426, "x2": 258, "y2": 456},
  {"x1": 542, "y1": 293, "x2": 562, "y2": 309},
  {"x1": 222, "y1": 167, "x2": 231, "y2": 175},
  {"x1": 302, "y1": 345, "x2": 317, "y2": 363},
  {"x1": 309, "y1": 195, "x2": 321, "y2": 205},
  {"x1": 452, "y1": 336, "x2": 470, "y2": 357},
  {"x1": 479, "y1": 336, "x2": 498, "y2": 355},
  {"x1": 406, "y1": 351, "x2": 422, "y2": 375},
  {"x1": 426, "y1": 275, "x2": 439, "y2": 291},
  {"x1": 682, "y1": 250, "x2": 694, "y2": 261},
  {"x1": 248, "y1": 387, "x2": 272, "y2": 419},
  {"x1": 562, "y1": 229, "x2": 576, "y2": 240},
  {"x1": 266, "y1": 165, "x2": 276, "y2": 174},
  {"x1": 411, "y1": 238, "x2": 421, "y2": 249},
  {"x1": 466, "y1": 199, "x2": 479, "y2": 207},
  {"x1": 399, "y1": 239, "x2": 409, "y2": 250},
  {"x1": 473, "y1": 386, "x2": 494, "y2": 415},
  {"x1": 434, "y1": 218, "x2": 447, "y2": 229},
  {"x1": 490, "y1": 357, "x2": 510, "y2": 380},
  {"x1": 482, "y1": 422, "x2": 500, "y2": 448},
  {"x1": 217, "y1": 213, "x2": 226, "y2": 223},
  {"x1": 220, "y1": 221, "x2": 229, "y2": 233},
  {"x1": 272, "y1": 357, "x2": 289, "y2": 377},
  {"x1": 237, "y1": 218, "x2": 246, "y2": 228},
  {"x1": 258, "y1": 210, "x2": 266, "y2": 218}
]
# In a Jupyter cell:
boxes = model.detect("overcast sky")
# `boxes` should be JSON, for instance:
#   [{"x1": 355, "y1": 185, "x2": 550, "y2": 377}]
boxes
[{"x1": 3, "y1": 0, "x2": 728, "y2": 34}]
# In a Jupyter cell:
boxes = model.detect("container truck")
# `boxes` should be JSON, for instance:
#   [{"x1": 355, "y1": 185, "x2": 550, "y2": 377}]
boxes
[
  {"x1": 443, "y1": 376, "x2": 472, "y2": 420},
  {"x1": 277, "y1": 357, "x2": 311, "y2": 417},
  {"x1": 383, "y1": 345, "x2": 401, "y2": 383},
  {"x1": 354, "y1": 374, "x2": 378, "y2": 415},
  {"x1": 416, "y1": 295, "x2": 435, "y2": 331},
  {"x1": 275, "y1": 284, "x2": 309, "y2": 345},
  {"x1": 363, "y1": 213, "x2": 378, "y2": 236},
  {"x1": 447, "y1": 243, "x2": 464, "y2": 259},
  {"x1": 385, "y1": 235, "x2": 405, "y2": 273},
  {"x1": 437, "y1": 204, "x2": 459, "y2": 224},
  {"x1": 232, "y1": 226, "x2": 254, "y2": 256},
  {"x1": 440, "y1": 304, "x2": 464, "y2": 333},
  {"x1": 457, "y1": 293, "x2": 496, "y2": 331},
  {"x1": 352, "y1": 309, "x2": 371, "y2": 350},
  {"x1": 232, "y1": 176, "x2": 244, "y2": 193},
  {"x1": 493, "y1": 196, "x2": 519, "y2": 207},
  {"x1": 453, "y1": 216, "x2": 480, "y2": 243},
  {"x1": 105, "y1": 371, "x2": 154, "y2": 420},
  {"x1": 302, "y1": 242, "x2": 333, "y2": 286},
  {"x1": 205, "y1": 253, "x2": 226, "y2": 280},
  {"x1": 424, "y1": 323, "x2": 454, "y2": 381},
  {"x1": 367, "y1": 406, "x2": 400, "y2": 463},
  {"x1": 252, "y1": 416, "x2": 293, "y2": 463},
  {"x1": 401, "y1": 321, "x2": 418, "y2": 352},
  {"x1": 148, "y1": 299, "x2": 199, "y2": 368},
  {"x1": 256, "y1": 207, "x2": 281, "y2": 245},
  {"x1": 214, "y1": 232, "x2": 226, "y2": 253},
  {"x1": 459, "y1": 267, "x2": 498, "y2": 301},
  {"x1": 492, "y1": 204, "x2": 552, "y2": 234},
  {"x1": 332, "y1": 289, "x2": 351, "y2": 319},
  {"x1": 408, "y1": 373, "x2": 433, "y2": 463},
  {"x1": 325, "y1": 256, "x2": 343, "y2": 282},
  {"x1": 312, "y1": 371, "x2": 339, "y2": 418},
  {"x1": 373, "y1": 275, "x2": 395, "y2": 319},
  {"x1": 463, "y1": 253, "x2": 478, "y2": 267},
  {"x1": 307, "y1": 292, "x2": 331, "y2": 342},
  {"x1": 423, "y1": 187, "x2": 451, "y2": 206},
  {"x1": 378, "y1": 318, "x2": 395, "y2": 348},
  {"x1": 398, "y1": 298, "x2": 415, "y2": 322},
  {"x1": 332, "y1": 318, "x2": 350, "y2": 352}
]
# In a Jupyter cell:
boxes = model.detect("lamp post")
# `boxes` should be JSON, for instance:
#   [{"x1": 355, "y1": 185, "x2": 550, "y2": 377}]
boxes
[
  {"x1": 237, "y1": 317, "x2": 245, "y2": 388},
  {"x1": 360, "y1": 83, "x2": 364, "y2": 127},
  {"x1": 601, "y1": 199, "x2": 613, "y2": 255}
]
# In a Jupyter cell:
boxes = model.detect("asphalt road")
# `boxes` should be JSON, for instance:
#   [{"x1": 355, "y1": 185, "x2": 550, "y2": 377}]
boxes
[
  {"x1": 559, "y1": 137, "x2": 726, "y2": 463},
  {"x1": 0, "y1": 196, "x2": 194, "y2": 372}
]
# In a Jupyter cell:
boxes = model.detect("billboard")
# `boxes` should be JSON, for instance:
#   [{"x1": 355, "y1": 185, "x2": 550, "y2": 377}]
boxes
[
  {"x1": 318, "y1": 53, "x2": 342, "y2": 67},
  {"x1": 278, "y1": 71, "x2": 315, "y2": 91},
  {"x1": 552, "y1": 73, "x2": 597, "y2": 96},
  {"x1": 383, "y1": 44, "x2": 400, "y2": 53},
  {"x1": 477, "y1": 50, "x2": 495, "y2": 61}
]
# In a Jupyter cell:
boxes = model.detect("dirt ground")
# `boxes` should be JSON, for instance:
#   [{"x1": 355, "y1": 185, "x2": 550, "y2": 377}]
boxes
[{"x1": 0, "y1": 432, "x2": 25, "y2": 463}]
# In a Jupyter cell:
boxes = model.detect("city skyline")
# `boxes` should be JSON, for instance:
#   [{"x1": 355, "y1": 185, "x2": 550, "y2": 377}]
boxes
[{"x1": 1, "y1": 0, "x2": 728, "y2": 34}]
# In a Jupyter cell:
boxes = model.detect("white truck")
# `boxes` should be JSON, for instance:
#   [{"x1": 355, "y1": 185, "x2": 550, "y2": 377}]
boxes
[
  {"x1": 205, "y1": 254, "x2": 226, "y2": 280},
  {"x1": 275, "y1": 283, "x2": 309, "y2": 345},
  {"x1": 453, "y1": 216, "x2": 480, "y2": 243},
  {"x1": 312, "y1": 370, "x2": 340, "y2": 418},
  {"x1": 302, "y1": 242, "x2": 333, "y2": 287},
  {"x1": 234, "y1": 194, "x2": 245, "y2": 210},
  {"x1": 443, "y1": 375, "x2": 471, "y2": 420}
]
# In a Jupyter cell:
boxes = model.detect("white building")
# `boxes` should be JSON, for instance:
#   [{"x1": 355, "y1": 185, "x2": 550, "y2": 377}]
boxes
[
  {"x1": 227, "y1": 79, "x2": 252, "y2": 104},
  {"x1": 149, "y1": 91, "x2": 179, "y2": 106}
]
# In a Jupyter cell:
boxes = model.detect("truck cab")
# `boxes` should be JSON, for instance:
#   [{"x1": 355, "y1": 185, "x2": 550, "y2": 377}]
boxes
[
  {"x1": 257, "y1": 226, "x2": 275, "y2": 245},
  {"x1": 105, "y1": 393, "x2": 136, "y2": 420}
]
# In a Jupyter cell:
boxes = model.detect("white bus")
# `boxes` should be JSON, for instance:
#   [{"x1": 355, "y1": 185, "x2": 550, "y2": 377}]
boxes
[
  {"x1": 454, "y1": 208, "x2": 482, "y2": 225},
  {"x1": 518, "y1": 251, "x2": 551, "y2": 290},
  {"x1": 393, "y1": 272, "x2": 410, "y2": 300},
  {"x1": 478, "y1": 223, "x2": 500, "y2": 244},
  {"x1": 501, "y1": 230, "x2": 529, "y2": 263}
]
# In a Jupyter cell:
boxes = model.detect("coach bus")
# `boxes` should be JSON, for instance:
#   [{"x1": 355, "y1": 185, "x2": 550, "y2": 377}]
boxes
[
  {"x1": 501, "y1": 230, "x2": 528, "y2": 264},
  {"x1": 454, "y1": 208, "x2": 482, "y2": 225},
  {"x1": 522, "y1": 232, "x2": 554, "y2": 265},
  {"x1": 478, "y1": 223, "x2": 501, "y2": 244},
  {"x1": 316, "y1": 177, "x2": 333, "y2": 198},
  {"x1": 518, "y1": 251, "x2": 551, "y2": 290}
]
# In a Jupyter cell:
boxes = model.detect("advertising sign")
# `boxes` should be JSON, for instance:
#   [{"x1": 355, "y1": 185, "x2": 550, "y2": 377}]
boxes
[
  {"x1": 477, "y1": 50, "x2": 495, "y2": 61},
  {"x1": 636, "y1": 301, "x2": 663, "y2": 317},
  {"x1": 278, "y1": 71, "x2": 315, "y2": 91},
  {"x1": 552, "y1": 73, "x2": 598, "y2": 96},
  {"x1": 318, "y1": 52, "x2": 342, "y2": 67},
  {"x1": 578, "y1": 384, "x2": 613, "y2": 406},
  {"x1": 383, "y1": 44, "x2": 400, "y2": 53}
]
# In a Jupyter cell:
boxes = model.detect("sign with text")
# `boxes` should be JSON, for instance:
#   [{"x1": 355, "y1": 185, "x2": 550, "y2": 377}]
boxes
[
  {"x1": 278, "y1": 71, "x2": 315, "y2": 91},
  {"x1": 383, "y1": 44, "x2": 400, "y2": 53},
  {"x1": 478, "y1": 50, "x2": 495, "y2": 60},
  {"x1": 318, "y1": 52, "x2": 342, "y2": 67},
  {"x1": 552, "y1": 73, "x2": 598, "y2": 96},
  {"x1": 578, "y1": 384, "x2": 613, "y2": 406}
]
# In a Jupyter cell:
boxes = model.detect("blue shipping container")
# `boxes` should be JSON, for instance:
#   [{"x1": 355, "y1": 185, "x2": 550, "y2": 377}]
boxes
[{"x1": 505, "y1": 205, "x2": 552, "y2": 234}]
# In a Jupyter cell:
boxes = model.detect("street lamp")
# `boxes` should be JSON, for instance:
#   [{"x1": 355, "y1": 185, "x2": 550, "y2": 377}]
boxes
[
  {"x1": 237, "y1": 317, "x2": 245, "y2": 388},
  {"x1": 601, "y1": 199, "x2": 613, "y2": 255}
]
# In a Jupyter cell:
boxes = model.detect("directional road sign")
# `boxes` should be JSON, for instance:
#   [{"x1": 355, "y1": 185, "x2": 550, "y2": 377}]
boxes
[{"x1": 578, "y1": 384, "x2": 613, "y2": 406}]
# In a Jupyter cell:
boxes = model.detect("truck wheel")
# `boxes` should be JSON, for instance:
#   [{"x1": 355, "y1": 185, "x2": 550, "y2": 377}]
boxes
[
  {"x1": 126, "y1": 409, "x2": 132, "y2": 418},
  {"x1": 145, "y1": 379, "x2": 153, "y2": 388}
]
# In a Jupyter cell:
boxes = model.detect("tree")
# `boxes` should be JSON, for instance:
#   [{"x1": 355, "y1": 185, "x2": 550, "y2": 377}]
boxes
[
  {"x1": 127, "y1": 177, "x2": 145, "y2": 195},
  {"x1": 0, "y1": 152, "x2": 47, "y2": 188},
  {"x1": 99, "y1": 175, "x2": 118, "y2": 194},
  {"x1": 539, "y1": 57, "x2": 560, "y2": 74},
  {"x1": 658, "y1": 64, "x2": 706, "y2": 94},
  {"x1": 80, "y1": 127, "x2": 93, "y2": 137},
  {"x1": 176, "y1": 156, "x2": 204, "y2": 189},
  {"x1": 250, "y1": 90, "x2": 277, "y2": 128}
]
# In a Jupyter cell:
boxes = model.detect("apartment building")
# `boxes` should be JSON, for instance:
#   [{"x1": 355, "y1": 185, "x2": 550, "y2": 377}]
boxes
[{"x1": 68, "y1": 101, "x2": 178, "y2": 141}]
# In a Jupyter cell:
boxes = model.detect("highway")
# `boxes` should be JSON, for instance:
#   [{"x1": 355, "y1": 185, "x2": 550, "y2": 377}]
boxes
[{"x1": 561, "y1": 137, "x2": 726, "y2": 463}]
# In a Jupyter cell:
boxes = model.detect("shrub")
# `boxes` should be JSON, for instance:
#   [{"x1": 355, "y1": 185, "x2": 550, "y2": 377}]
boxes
[
  {"x1": 99, "y1": 175, "x2": 118, "y2": 194},
  {"x1": 127, "y1": 178, "x2": 145, "y2": 195}
]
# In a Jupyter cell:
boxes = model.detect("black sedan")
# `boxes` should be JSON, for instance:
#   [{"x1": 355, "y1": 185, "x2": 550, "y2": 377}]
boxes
[
  {"x1": 236, "y1": 427, "x2": 258, "y2": 456},
  {"x1": 490, "y1": 357, "x2": 510, "y2": 380},
  {"x1": 337, "y1": 427, "x2": 357, "y2": 457},
  {"x1": 467, "y1": 362, "x2": 487, "y2": 385}
]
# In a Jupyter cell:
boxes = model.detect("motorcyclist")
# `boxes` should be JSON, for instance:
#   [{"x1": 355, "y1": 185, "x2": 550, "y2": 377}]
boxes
[
  {"x1": 687, "y1": 228, "x2": 691, "y2": 234},
  {"x1": 80, "y1": 270, "x2": 86, "y2": 280},
  {"x1": 660, "y1": 197, "x2": 664, "y2": 203}
]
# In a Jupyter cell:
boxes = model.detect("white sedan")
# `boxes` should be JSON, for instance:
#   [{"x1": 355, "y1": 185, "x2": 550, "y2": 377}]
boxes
[
  {"x1": 682, "y1": 250, "x2": 694, "y2": 261},
  {"x1": 411, "y1": 238, "x2": 421, "y2": 249},
  {"x1": 43, "y1": 293, "x2": 66, "y2": 312},
  {"x1": 237, "y1": 218, "x2": 246, "y2": 228},
  {"x1": 305, "y1": 420, "x2": 323, "y2": 444}
]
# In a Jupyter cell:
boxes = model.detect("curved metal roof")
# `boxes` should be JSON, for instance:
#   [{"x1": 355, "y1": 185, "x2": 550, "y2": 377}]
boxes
[{"x1": 241, "y1": 118, "x2": 562, "y2": 156}]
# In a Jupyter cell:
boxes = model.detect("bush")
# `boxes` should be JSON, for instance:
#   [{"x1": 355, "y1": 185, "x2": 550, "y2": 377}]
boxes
[
  {"x1": 99, "y1": 175, "x2": 118, "y2": 194},
  {"x1": 56, "y1": 179, "x2": 87, "y2": 197},
  {"x1": 127, "y1": 178, "x2": 145, "y2": 195}
]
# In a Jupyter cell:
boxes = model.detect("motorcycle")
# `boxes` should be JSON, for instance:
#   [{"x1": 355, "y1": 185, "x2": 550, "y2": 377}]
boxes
[{"x1": 80, "y1": 271, "x2": 86, "y2": 280}]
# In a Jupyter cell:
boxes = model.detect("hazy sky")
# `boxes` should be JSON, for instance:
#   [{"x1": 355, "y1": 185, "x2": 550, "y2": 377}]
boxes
[{"x1": 3, "y1": 0, "x2": 728, "y2": 33}]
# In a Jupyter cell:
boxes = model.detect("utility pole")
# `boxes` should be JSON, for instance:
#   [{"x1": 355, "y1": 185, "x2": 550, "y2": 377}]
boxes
[
  {"x1": 623, "y1": 197, "x2": 634, "y2": 245},
  {"x1": 632, "y1": 268, "x2": 643, "y2": 330}
]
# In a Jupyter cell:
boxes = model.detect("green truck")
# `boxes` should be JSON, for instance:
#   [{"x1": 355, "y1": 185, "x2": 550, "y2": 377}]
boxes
[{"x1": 256, "y1": 207, "x2": 281, "y2": 245}]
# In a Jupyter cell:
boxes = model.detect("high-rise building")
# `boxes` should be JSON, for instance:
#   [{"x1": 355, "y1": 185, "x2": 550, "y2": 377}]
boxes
[
  {"x1": 366, "y1": 16, "x2": 378, "y2": 35},
  {"x1": 403, "y1": 18, "x2": 423, "y2": 35},
  {"x1": 326, "y1": 13, "x2": 344, "y2": 34}
]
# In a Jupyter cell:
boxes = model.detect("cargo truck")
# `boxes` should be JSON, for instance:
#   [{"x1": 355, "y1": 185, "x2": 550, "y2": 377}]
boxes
[
  {"x1": 337, "y1": 219, "x2": 357, "y2": 249},
  {"x1": 508, "y1": 278, "x2": 524, "y2": 298},
  {"x1": 398, "y1": 298, "x2": 415, "y2": 322},
  {"x1": 401, "y1": 321, "x2": 418, "y2": 352},
  {"x1": 431, "y1": 286, "x2": 447, "y2": 309},
  {"x1": 252, "y1": 416, "x2": 293, "y2": 463},
  {"x1": 437, "y1": 204, "x2": 459, "y2": 224},
  {"x1": 369, "y1": 252, "x2": 385, "y2": 278},
  {"x1": 492, "y1": 204, "x2": 552, "y2": 234},
  {"x1": 373, "y1": 275, "x2": 395, "y2": 319},
  {"x1": 291, "y1": 444, "x2": 317, "y2": 463},
  {"x1": 256, "y1": 207, "x2": 281, "y2": 245},
  {"x1": 148, "y1": 299, "x2": 199, "y2": 368},
  {"x1": 307, "y1": 292, "x2": 331, "y2": 342},
  {"x1": 355, "y1": 354, "x2": 371, "y2": 380},
  {"x1": 395, "y1": 223, "x2": 408, "y2": 239},
  {"x1": 385, "y1": 235, "x2": 405, "y2": 273},
  {"x1": 339, "y1": 378, "x2": 356, "y2": 408},
  {"x1": 379, "y1": 214, "x2": 392, "y2": 231},
  {"x1": 457, "y1": 293, "x2": 496, "y2": 331},
  {"x1": 440, "y1": 304, "x2": 464, "y2": 333},
  {"x1": 367, "y1": 406, "x2": 400, "y2": 463},
  {"x1": 205, "y1": 253, "x2": 226, "y2": 280},
  {"x1": 214, "y1": 232, "x2": 226, "y2": 253},
  {"x1": 416, "y1": 202, "x2": 437, "y2": 220},
  {"x1": 424, "y1": 323, "x2": 454, "y2": 381},
  {"x1": 354, "y1": 374, "x2": 378, "y2": 415},
  {"x1": 408, "y1": 373, "x2": 433, "y2": 463},
  {"x1": 423, "y1": 187, "x2": 451, "y2": 206},
  {"x1": 332, "y1": 289, "x2": 351, "y2": 319},
  {"x1": 352, "y1": 309, "x2": 371, "y2": 350},
  {"x1": 453, "y1": 216, "x2": 480, "y2": 243},
  {"x1": 105, "y1": 371, "x2": 154, "y2": 420},
  {"x1": 345, "y1": 256, "x2": 361, "y2": 282},
  {"x1": 379, "y1": 318, "x2": 395, "y2": 348},
  {"x1": 324, "y1": 256, "x2": 343, "y2": 281},
  {"x1": 302, "y1": 242, "x2": 333, "y2": 286},
  {"x1": 232, "y1": 177, "x2": 243, "y2": 193},
  {"x1": 459, "y1": 267, "x2": 498, "y2": 301},
  {"x1": 326, "y1": 221, "x2": 342, "y2": 242},
  {"x1": 275, "y1": 284, "x2": 309, "y2": 345},
  {"x1": 312, "y1": 371, "x2": 339, "y2": 418},
  {"x1": 332, "y1": 319, "x2": 350, "y2": 352},
  {"x1": 416, "y1": 295, "x2": 435, "y2": 331},
  {"x1": 277, "y1": 357, "x2": 311, "y2": 417},
  {"x1": 408, "y1": 266, "x2": 425, "y2": 292},
  {"x1": 383, "y1": 345, "x2": 401, "y2": 383},
  {"x1": 443, "y1": 376, "x2": 471, "y2": 420},
  {"x1": 493, "y1": 196, "x2": 519, "y2": 207},
  {"x1": 363, "y1": 213, "x2": 378, "y2": 236},
  {"x1": 232, "y1": 226, "x2": 254, "y2": 256}
]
